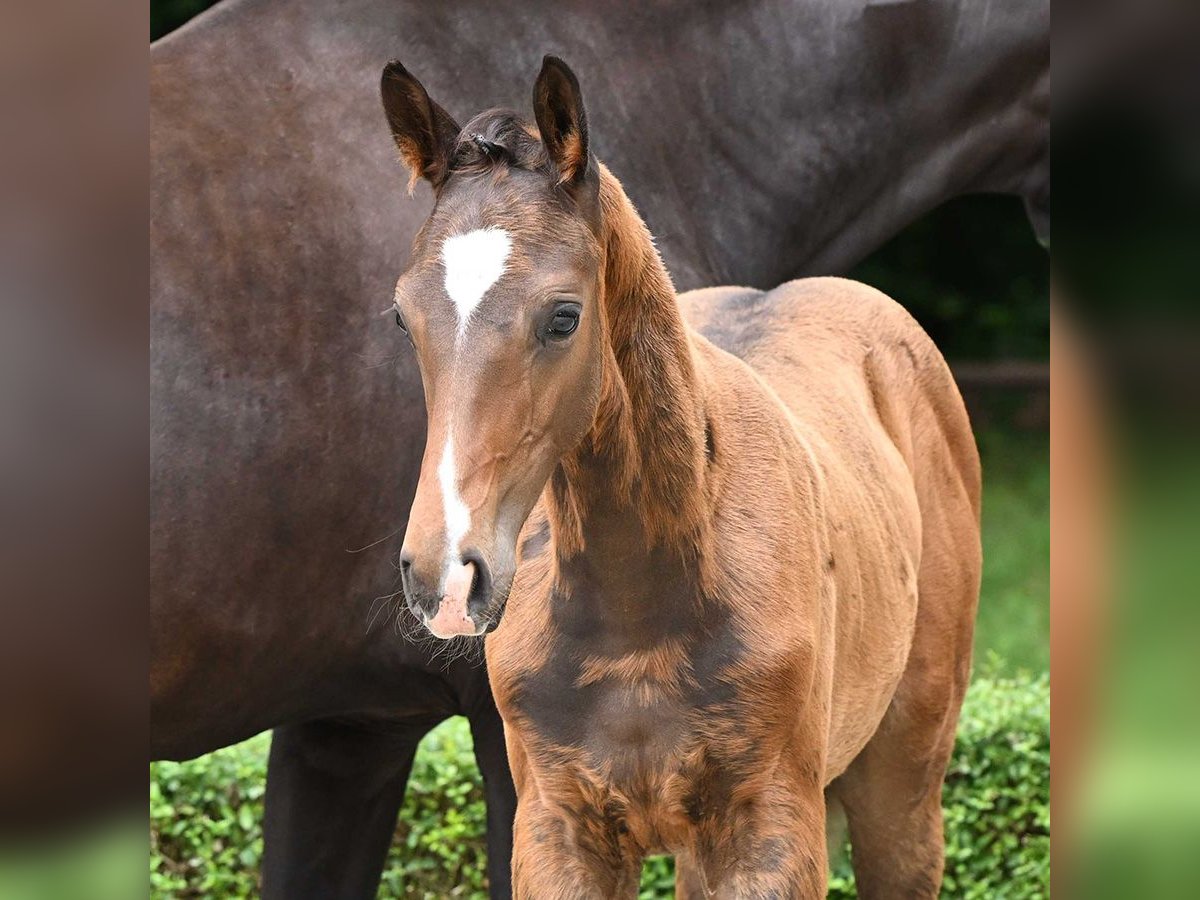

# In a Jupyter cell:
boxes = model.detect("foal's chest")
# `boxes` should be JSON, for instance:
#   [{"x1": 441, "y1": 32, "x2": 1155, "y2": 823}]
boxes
[
  {"x1": 504, "y1": 639, "x2": 701, "y2": 764},
  {"x1": 523, "y1": 684, "x2": 720, "y2": 839},
  {"x1": 497, "y1": 636, "x2": 781, "y2": 850}
]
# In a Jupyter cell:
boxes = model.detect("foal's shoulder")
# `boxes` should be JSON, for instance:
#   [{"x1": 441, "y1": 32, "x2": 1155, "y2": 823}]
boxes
[
  {"x1": 678, "y1": 284, "x2": 770, "y2": 359},
  {"x1": 677, "y1": 285, "x2": 766, "y2": 331}
]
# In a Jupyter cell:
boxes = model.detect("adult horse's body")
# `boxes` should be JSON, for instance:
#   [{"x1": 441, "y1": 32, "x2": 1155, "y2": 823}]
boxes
[
  {"x1": 389, "y1": 58, "x2": 980, "y2": 897},
  {"x1": 151, "y1": 0, "x2": 1041, "y2": 896}
]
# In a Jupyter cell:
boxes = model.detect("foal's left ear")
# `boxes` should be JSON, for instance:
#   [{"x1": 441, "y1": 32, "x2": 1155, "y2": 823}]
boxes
[{"x1": 532, "y1": 56, "x2": 589, "y2": 185}]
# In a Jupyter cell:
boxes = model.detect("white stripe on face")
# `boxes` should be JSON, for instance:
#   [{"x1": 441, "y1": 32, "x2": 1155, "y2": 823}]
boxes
[
  {"x1": 434, "y1": 227, "x2": 511, "y2": 580},
  {"x1": 441, "y1": 227, "x2": 512, "y2": 336},
  {"x1": 437, "y1": 433, "x2": 471, "y2": 579}
]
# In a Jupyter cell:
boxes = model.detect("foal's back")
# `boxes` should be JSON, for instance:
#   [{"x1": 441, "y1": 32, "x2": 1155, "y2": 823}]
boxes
[
  {"x1": 682, "y1": 276, "x2": 979, "y2": 521},
  {"x1": 683, "y1": 276, "x2": 979, "y2": 505},
  {"x1": 681, "y1": 276, "x2": 981, "y2": 779}
]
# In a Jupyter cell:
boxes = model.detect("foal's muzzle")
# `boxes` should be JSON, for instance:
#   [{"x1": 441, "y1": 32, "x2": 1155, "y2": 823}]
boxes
[{"x1": 399, "y1": 549, "x2": 496, "y2": 639}]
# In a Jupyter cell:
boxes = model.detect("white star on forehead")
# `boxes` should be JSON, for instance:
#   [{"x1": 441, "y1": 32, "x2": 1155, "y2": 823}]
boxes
[{"x1": 440, "y1": 227, "x2": 512, "y2": 336}]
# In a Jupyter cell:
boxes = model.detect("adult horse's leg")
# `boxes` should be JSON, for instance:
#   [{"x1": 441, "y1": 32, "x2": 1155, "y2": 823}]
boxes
[
  {"x1": 468, "y1": 700, "x2": 517, "y2": 899},
  {"x1": 260, "y1": 715, "x2": 441, "y2": 900}
]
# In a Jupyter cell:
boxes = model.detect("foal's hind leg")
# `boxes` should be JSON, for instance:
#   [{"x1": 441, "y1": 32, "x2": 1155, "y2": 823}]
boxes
[
  {"x1": 831, "y1": 682, "x2": 959, "y2": 898},
  {"x1": 833, "y1": 508, "x2": 979, "y2": 898}
]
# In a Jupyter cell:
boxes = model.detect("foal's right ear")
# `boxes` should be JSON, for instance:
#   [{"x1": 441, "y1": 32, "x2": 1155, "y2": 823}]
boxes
[
  {"x1": 380, "y1": 61, "x2": 461, "y2": 193},
  {"x1": 532, "y1": 56, "x2": 589, "y2": 185}
]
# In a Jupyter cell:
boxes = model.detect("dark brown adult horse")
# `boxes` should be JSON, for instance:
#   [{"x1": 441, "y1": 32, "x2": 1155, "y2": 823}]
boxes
[
  {"x1": 389, "y1": 56, "x2": 980, "y2": 897},
  {"x1": 151, "y1": 0, "x2": 1042, "y2": 896}
]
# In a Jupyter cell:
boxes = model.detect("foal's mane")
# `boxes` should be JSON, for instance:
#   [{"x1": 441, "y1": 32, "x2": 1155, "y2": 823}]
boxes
[{"x1": 583, "y1": 174, "x2": 713, "y2": 565}]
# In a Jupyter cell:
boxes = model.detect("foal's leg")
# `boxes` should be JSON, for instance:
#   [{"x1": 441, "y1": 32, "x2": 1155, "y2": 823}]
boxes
[
  {"x1": 832, "y1": 516, "x2": 978, "y2": 898},
  {"x1": 260, "y1": 715, "x2": 439, "y2": 900},
  {"x1": 673, "y1": 852, "x2": 708, "y2": 900},
  {"x1": 831, "y1": 677, "x2": 960, "y2": 899},
  {"x1": 467, "y1": 701, "x2": 517, "y2": 899},
  {"x1": 511, "y1": 797, "x2": 641, "y2": 900},
  {"x1": 688, "y1": 782, "x2": 828, "y2": 899}
]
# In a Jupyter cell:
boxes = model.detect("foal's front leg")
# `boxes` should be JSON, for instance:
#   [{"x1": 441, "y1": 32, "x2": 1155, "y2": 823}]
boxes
[
  {"x1": 687, "y1": 784, "x2": 828, "y2": 899},
  {"x1": 511, "y1": 797, "x2": 641, "y2": 900}
]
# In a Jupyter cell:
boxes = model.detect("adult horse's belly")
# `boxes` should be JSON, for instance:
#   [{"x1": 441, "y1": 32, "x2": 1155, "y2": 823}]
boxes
[{"x1": 150, "y1": 26, "x2": 446, "y2": 757}]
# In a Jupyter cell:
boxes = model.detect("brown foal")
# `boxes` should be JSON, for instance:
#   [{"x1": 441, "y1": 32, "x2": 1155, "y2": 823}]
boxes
[{"x1": 383, "y1": 56, "x2": 981, "y2": 899}]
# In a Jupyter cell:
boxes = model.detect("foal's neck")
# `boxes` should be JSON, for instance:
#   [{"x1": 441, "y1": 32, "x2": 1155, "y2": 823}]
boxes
[{"x1": 547, "y1": 168, "x2": 712, "y2": 597}]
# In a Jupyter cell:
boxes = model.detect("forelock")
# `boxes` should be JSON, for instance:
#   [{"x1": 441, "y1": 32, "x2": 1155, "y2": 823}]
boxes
[
  {"x1": 414, "y1": 109, "x2": 599, "y2": 264},
  {"x1": 448, "y1": 109, "x2": 553, "y2": 179}
]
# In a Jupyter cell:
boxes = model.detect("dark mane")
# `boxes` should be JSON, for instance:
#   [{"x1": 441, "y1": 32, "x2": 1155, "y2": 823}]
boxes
[{"x1": 448, "y1": 109, "x2": 552, "y2": 178}]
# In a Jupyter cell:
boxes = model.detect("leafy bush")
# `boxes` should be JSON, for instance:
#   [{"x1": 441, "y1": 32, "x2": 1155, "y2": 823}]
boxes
[
  {"x1": 151, "y1": 733, "x2": 267, "y2": 897},
  {"x1": 150, "y1": 675, "x2": 1048, "y2": 898},
  {"x1": 938, "y1": 673, "x2": 1050, "y2": 899},
  {"x1": 150, "y1": 723, "x2": 488, "y2": 899}
]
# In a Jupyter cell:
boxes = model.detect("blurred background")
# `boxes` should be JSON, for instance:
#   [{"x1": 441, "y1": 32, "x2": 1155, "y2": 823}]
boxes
[{"x1": 4, "y1": 0, "x2": 1198, "y2": 898}]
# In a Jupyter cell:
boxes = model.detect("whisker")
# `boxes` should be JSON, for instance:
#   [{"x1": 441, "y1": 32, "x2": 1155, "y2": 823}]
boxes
[
  {"x1": 383, "y1": 601, "x2": 487, "y2": 670},
  {"x1": 346, "y1": 528, "x2": 403, "y2": 554},
  {"x1": 365, "y1": 587, "x2": 404, "y2": 635}
]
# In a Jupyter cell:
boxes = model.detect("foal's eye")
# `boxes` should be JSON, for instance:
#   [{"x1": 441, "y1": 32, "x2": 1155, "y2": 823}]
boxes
[
  {"x1": 541, "y1": 302, "x2": 581, "y2": 342},
  {"x1": 548, "y1": 310, "x2": 578, "y2": 336},
  {"x1": 394, "y1": 310, "x2": 409, "y2": 334}
]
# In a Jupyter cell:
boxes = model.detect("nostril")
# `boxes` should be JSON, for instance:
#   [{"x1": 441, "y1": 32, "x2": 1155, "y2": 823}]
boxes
[
  {"x1": 399, "y1": 553, "x2": 415, "y2": 596},
  {"x1": 459, "y1": 549, "x2": 492, "y2": 614}
]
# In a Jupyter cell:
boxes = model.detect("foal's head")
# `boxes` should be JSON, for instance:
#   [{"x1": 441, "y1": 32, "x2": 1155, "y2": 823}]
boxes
[{"x1": 383, "y1": 57, "x2": 605, "y2": 638}]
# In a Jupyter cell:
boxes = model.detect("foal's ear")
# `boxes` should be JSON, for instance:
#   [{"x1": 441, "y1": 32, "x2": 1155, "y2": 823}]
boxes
[
  {"x1": 532, "y1": 56, "x2": 589, "y2": 185},
  {"x1": 380, "y1": 60, "x2": 461, "y2": 193}
]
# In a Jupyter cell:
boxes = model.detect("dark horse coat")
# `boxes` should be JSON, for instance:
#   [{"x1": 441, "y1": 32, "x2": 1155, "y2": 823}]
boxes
[{"x1": 149, "y1": 1, "x2": 1046, "y2": 896}]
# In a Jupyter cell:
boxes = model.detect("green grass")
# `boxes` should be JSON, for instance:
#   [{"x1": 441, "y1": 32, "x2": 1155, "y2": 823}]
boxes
[{"x1": 974, "y1": 429, "x2": 1049, "y2": 675}]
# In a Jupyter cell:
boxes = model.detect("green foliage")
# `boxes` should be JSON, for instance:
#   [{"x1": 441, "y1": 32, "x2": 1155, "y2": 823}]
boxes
[
  {"x1": 150, "y1": 676, "x2": 1048, "y2": 898},
  {"x1": 0, "y1": 821, "x2": 144, "y2": 900},
  {"x1": 975, "y1": 430, "x2": 1050, "y2": 674},
  {"x1": 150, "y1": 0, "x2": 215, "y2": 40},
  {"x1": 848, "y1": 196, "x2": 1049, "y2": 362},
  {"x1": 638, "y1": 856, "x2": 675, "y2": 899},
  {"x1": 939, "y1": 674, "x2": 1051, "y2": 899},
  {"x1": 150, "y1": 722, "x2": 489, "y2": 900},
  {"x1": 380, "y1": 720, "x2": 489, "y2": 899},
  {"x1": 150, "y1": 733, "x2": 268, "y2": 897}
]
